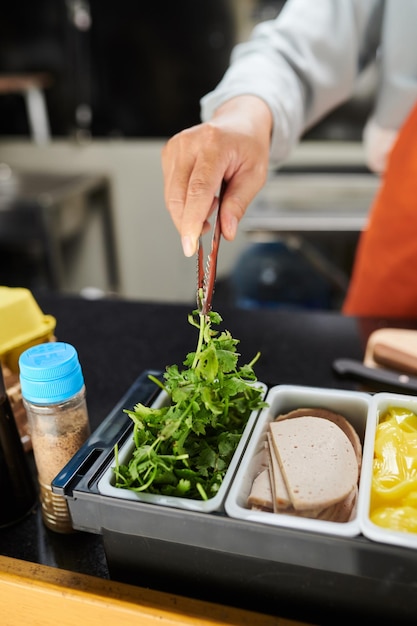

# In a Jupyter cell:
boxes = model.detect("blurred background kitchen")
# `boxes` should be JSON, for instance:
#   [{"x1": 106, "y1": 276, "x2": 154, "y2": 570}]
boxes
[{"x1": 0, "y1": 0, "x2": 379, "y2": 309}]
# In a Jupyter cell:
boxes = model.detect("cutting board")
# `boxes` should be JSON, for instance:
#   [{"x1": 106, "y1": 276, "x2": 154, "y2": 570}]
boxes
[{"x1": 364, "y1": 328, "x2": 417, "y2": 375}]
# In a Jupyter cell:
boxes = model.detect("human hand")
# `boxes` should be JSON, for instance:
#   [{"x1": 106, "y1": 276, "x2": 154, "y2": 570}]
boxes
[{"x1": 161, "y1": 95, "x2": 273, "y2": 256}]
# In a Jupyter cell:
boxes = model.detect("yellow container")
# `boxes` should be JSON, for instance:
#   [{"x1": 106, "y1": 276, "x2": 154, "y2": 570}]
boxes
[{"x1": 0, "y1": 287, "x2": 56, "y2": 373}]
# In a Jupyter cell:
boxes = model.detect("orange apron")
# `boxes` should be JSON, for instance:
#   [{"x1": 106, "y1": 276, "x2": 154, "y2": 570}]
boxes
[{"x1": 343, "y1": 102, "x2": 417, "y2": 317}]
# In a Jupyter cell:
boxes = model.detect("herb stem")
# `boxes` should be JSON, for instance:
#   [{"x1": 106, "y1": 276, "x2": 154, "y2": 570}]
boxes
[
  {"x1": 148, "y1": 374, "x2": 167, "y2": 393},
  {"x1": 192, "y1": 312, "x2": 206, "y2": 370},
  {"x1": 248, "y1": 351, "x2": 261, "y2": 369}
]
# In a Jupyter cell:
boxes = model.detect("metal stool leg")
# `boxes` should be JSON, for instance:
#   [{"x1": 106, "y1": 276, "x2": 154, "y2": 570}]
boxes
[{"x1": 25, "y1": 87, "x2": 51, "y2": 145}]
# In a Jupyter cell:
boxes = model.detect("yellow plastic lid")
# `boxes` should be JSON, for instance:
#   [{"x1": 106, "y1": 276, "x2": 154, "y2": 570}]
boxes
[{"x1": 0, "y1": 287, "x2": 56, "y2": 361}]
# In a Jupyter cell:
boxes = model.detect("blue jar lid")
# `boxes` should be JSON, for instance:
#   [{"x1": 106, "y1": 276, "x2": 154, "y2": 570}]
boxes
[{"x1": 19, "y1": 342, "x2": 85, "y2": 404}]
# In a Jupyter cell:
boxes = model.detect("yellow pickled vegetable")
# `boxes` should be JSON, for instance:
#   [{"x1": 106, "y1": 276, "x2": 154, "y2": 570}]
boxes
[{"x1": 370, "y1": 406, "x2": 417, "y2": 532}]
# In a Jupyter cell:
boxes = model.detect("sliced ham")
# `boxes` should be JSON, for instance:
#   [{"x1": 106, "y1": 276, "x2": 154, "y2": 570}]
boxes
[
  {"x1": 275, "y1": 407, "x2": 362, "y2": 471},
  {"x1": 251, "y1": 445, "x2": 269, "y2": 475},
  {"x1": 267, "y1": 432, "x2": 291, "y2": 510},
  {"x1": 246, "y1": 408, "x2": 362, "y2": 523},
  {"x1": 247, "y1": 469, "x2": 273, "y2": 511},
  {"x1": 269, "y1": 416, "x2": 359, "y2": 512}
]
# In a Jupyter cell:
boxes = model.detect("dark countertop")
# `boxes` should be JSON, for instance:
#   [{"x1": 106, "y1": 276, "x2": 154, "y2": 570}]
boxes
[
  {"x1": 36, "y1": 292, "x2": 375, "y2": 427},
  {"x1": 0, "y1": 292, "x2": 415, "y2": 623}
]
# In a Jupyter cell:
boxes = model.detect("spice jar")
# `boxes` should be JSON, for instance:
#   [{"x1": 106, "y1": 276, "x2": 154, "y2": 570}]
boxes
[{"x1": 19, "y1": 342, "x2": 90, "y2": 533}]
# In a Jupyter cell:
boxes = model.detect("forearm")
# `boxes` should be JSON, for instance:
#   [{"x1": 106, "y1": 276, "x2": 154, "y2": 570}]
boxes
[{"x1": 202, "y1": 0, "x2": 381, "y2": 165}]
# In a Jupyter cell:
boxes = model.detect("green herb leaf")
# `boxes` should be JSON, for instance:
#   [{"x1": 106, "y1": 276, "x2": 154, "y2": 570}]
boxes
[{"x1": 113, "y1": 308, "x2": 267, "y2": 500}]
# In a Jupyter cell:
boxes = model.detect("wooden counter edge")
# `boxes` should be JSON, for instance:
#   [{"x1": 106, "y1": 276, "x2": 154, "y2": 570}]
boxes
[{"x1": 0, "y1": 554, "x2": 313, "y2": 626}]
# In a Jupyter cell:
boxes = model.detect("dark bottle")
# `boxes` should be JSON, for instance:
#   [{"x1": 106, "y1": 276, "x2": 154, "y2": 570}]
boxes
[{"x1": 0, "y1": 366, "x2": 36, "y2": 528}]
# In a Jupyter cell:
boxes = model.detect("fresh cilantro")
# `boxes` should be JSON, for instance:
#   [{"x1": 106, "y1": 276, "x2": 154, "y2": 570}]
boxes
[{"x1": 113, "y1": 307, "x2": 267, "y2": 500}]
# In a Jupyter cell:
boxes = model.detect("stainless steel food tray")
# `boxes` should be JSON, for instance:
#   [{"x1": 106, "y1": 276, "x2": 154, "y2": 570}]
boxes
[{"x1": 52, "y1": 370, "x2": 417, "y2": 625}]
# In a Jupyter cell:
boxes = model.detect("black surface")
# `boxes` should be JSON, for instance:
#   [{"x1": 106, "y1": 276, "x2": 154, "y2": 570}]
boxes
[
  {"x1": 0, "y1": 1, "x2": 235, "y2": 138},
  {"x1": 0, "y1": 369, "x2": 37, "y2": 528},
  {"x1": 1, "y1": 291, "x2": 416, "y2": 622},
  {"x1": 32, "y1": 292, "x2": 373, "y2": 433}
]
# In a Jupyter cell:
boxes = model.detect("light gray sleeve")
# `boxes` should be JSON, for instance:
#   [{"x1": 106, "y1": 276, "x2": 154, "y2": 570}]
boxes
[{"x1": 201, "y1": 0, "x2": 382, "y2": 166}]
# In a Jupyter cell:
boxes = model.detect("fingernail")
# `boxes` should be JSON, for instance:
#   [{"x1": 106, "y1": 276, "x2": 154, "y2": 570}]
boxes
[
  {"x1": 182, "y1": 235, "x2": 195, "y2": 257},
  {"x1": 227, "y1": 216, "x2": 238, "y2": 240}
]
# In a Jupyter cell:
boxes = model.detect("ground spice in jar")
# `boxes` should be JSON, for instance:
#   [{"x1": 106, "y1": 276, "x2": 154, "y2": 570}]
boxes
[
  {"x1": 19, "y1": 342, "x2": 91, "y2": 533},
  {"x1": 30, "y1": 407, "x2": 90, "y2": 486}
]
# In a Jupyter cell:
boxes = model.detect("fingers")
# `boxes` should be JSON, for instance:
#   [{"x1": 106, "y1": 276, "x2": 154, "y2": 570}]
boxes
[
  {"x1": 161, "y1": 129, "x2": 195, "y2": 237},
  {"x1": 181, "y1": 171, "x2": 225, "y2": 256},
  {"x1": 161, "y1": 97, "x2": 272, "y2": 256},
  {"x1": 217, "y1": 155, "x2": 269, "y2": 243},
  {"x1": 162, "y1": 130, "x2": 268, "y2": 255},
  {"x1": 162, "y1": 125, "x2": 227, "y2": 256}
]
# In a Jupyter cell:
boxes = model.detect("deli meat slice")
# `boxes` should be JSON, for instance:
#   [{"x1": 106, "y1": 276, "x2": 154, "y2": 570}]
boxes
[
  {"x1": 274, "y1": 408, "x2": 362, "y2": 471},
  {"x1": 269, "y1": 416, "x2": 359, "y2": 512},
  {"x1": 267, "y1": 432, "x2": 291, "y2": 510},
  {"x1": 247, "y1": 469, "x2": 273, "y2": 511}
]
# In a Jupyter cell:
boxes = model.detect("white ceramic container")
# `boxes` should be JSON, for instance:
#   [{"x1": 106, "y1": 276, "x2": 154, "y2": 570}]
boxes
[
  {"x1": 359, "y1": 391, "x2": 417, "y2": 549},
  {"x1": 225, "y1": 384, "x2": 371, "y2": 537},
  {"x1": 98, "y1": 382, "x2": 267, "y2": 513}
]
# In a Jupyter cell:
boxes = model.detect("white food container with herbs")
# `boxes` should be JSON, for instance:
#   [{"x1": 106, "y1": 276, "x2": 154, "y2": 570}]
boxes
[{"x1": 97, "y1": 381, "x2": 267, "y2": 513}]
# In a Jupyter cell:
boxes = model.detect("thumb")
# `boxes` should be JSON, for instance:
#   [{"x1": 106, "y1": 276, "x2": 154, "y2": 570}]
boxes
[{"x1": 219, "y1": 172, "x2": 266, "y2": 241}]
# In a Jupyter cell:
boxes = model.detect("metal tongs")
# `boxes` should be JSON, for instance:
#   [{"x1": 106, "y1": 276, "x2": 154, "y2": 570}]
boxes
[{"x1": 196, "y1": 182, "x2": 225, "y2": 316}]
